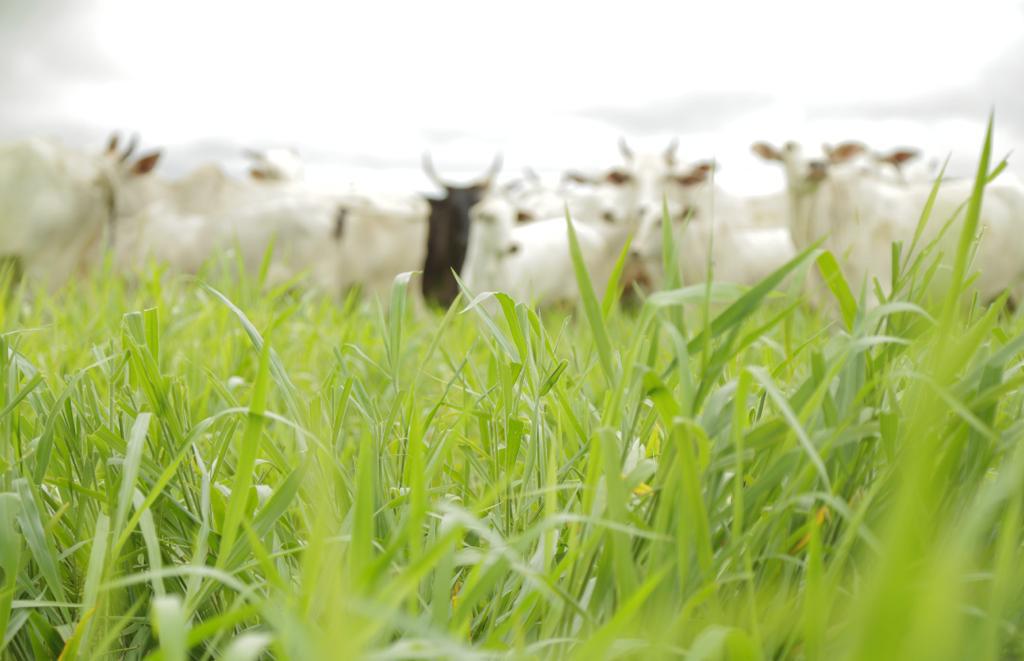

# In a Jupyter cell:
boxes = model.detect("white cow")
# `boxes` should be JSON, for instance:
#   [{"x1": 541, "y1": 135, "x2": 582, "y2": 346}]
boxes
[
  {"x1": 629, "y1": 159, "x2": 796, "y2": 289},
  {"x1": 497, "y1": 166, "x2": 639, "y2": 228},
  {"x1": 613, "y1": 138, "x2": 789, "y2": 231},
  {"x1": 115, "y1": 168, "x2": 431, "y2": 298},
  {"x1": 463, "y1": 187, "x2": 636, "y2": 306},
  {"x1": 107, "y1": 135, "x2": 271, "y2": 221},
  {"x1": 605, "y1": 139, "x2": 795, "y2": 291},
  {"x1": 103, "y1": 134, "x2": 399, "y2": 288},
  {"x1": 498, "y1": 169, "x2": 566, "y2": 221},
  {"x1": 331, "y1": 192, "x2": 430, "y2": 297},
  {"x1": 102, "y1": 137, "x2": 273, "y2": 276},
  {"x1": 753, "y1": 140, "x2": 1024, "y2": 306},
  {"x1": 0, "y1": 134, "x2": 166, "y2": 288}
]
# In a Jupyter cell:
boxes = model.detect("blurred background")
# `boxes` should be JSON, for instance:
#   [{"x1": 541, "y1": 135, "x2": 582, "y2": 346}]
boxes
[{"x1": 2, "y1": 0, "x2": 1022, "y2": 194}]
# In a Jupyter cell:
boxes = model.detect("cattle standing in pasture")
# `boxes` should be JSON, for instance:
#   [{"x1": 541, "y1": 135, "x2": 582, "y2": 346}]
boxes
[
  {"x1": 753, "y1": 140, "x2": 1024, "y2": 307},
  {"x1": 498, "y1": 168, "x2": 564, "y2": 221},
  {"x1": 609, "y1": 139, "x2": 795, "y2": 291},
  {"x1": 420, "y1": 153, "x2": 501, "y2": 307},
  {"x1": 0, "y1": 134, "x2": 166, "y2": 289},
  {"x1": 628, "y1": 158, "x2": 795, "y2": 288},
  {"x1": 331, "y1": 192, "x2": 430, "y2": 297},
  {"x1": 102, "y1": 134, "x2": 436, "y2": 300},
  {"x1": 111, "y1": 141, "x2": 430, "y2": 297},
  {"x1": 0, "y1": 138, "x2": 109, "y2": 288},
  {"x1": 100, "y1": 134, "x2": 276, "y2": 276},
  {"x1": 105, "y1": 134, "x2": 260, "y2": 222},
  {"x1": 8, "y1": 126, "x2": 1015, "y2": 313},
  {"x1": 464, "y1": 191, "x2": 636, "y2": 306},
  {"x1": 498, "y1": 166, "x2": 639, "y2": 226}
]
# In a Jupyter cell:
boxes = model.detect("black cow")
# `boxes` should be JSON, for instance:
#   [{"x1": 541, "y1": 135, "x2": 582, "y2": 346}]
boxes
[{"x1": 420, "y1": 153, "x2": 501, "y2": 307}]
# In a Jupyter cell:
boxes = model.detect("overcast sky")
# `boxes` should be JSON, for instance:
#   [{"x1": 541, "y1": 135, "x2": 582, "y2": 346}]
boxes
[{"x1": 2, "y1": 0, "x2": 1023, "y2": 193}]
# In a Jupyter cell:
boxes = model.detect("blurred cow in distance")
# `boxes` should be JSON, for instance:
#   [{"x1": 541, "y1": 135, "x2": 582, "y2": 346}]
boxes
[
  {"x1": 753, "y1": 138, "x2": 1024, "y2": 308},
  {"x1": 420, "y1": 152, "x2": 501, "y2": 307},
  {"x1": 1, "y1": 127, "x2": 1021, "y2": 315}
]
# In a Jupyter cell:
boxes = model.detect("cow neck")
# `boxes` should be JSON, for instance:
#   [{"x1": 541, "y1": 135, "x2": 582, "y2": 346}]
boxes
[{"x1": 786, "y1": 182, "x2": 818, "y2": 252}]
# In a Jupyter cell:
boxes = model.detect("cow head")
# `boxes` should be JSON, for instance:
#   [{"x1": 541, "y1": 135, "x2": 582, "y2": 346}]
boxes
[
  {"x1": 466, "y1": 195, "x2": 519, "y2": 260},
  {"x1": 629, "y1": 159, "x2": 714, "y2": 262},
  {"x1": 607, "y1": 138, "x2": 688, "y2": 234},
  {"x1": 618, "y1": 146, "x2": 714, "y2": 264},
  {"x1": 752, "y1": 140, "x2": 866, "y2": 192},
  {"x1": 422, "y1": 152, "x2": 500, "y2": 241},
  {"x1": 98, "y1": 132, "x2": 164, "y2": 223},
  {"x1": 245, "y1": 147, "x2": 304, "y2": 182},
  {"x1": 420, "y1": 152, "x2": 502, "y2": 306}
]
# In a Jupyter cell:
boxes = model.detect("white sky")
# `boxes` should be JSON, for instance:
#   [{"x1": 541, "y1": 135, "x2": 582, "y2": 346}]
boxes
[{"x1": 2, "y1": 0, "x2": 1023, "y2": 193}]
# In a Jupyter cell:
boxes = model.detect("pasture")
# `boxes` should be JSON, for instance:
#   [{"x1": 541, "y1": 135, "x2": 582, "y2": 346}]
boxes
[{"x1": 1, "y1": 131, "x2": 1024, "y2": 661}]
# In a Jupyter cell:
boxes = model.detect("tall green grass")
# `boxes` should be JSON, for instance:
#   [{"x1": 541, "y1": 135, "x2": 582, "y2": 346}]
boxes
[{"x1": 1, "y1": 123, "x2": 1023, "y2": 659}]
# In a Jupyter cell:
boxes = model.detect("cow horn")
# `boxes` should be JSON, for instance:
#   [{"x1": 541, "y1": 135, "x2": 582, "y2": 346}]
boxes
[
  {"x1": 479, "y1": 153, "x2": 503, "y2": 187},
  {"x1": 422, "y1": 152, "x2": 445, "y2": 189},
  {"x1": 120, "y1": 133, "x2": 139, "y2": 163},
  {"x1": 664, "y1": 137, "x2": 679, "y2": 165},
  {"x1": 618, "y1": 137, "x2": 634, "y2": 162},
  {"x1": 106, "y1": 132, "x2": 120, "y2": 155}
]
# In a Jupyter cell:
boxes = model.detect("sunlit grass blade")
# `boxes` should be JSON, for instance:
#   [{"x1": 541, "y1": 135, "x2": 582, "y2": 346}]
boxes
[
  {"x1": 685, "y1": 240, "x2": 822, "y2": 356},
  {"x1": 565, "y1": 206, "x2": 615, "y2": 384},
  {"x1": 816, "y1": 250, "x2": 857, "y2": 329},
  {"x1": 943, "y1": 111, "x2": 993, "y2": 325},
  {"x1": 0, "y1": 494, "x2": 22, "y2": 653},
  {"x1": 216, "y1": 339, "x2": 271, "y2": 569},
  {"x1": 601, "y1": 231, "x2": 634, "y2": 318},
  {"x1": 151, "y1": 595, "x2": 189, "y2": 661}
]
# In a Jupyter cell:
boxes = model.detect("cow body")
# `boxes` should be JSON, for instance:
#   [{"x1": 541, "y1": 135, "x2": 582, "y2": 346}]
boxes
[{"x1": 0, "y1": 138, "x2": 114, "y2": 287}]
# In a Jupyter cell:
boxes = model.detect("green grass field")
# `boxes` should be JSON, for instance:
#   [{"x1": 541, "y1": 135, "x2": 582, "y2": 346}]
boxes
[{"x1": 1, "y1": 124, "x2": 1023, "y2": 660}]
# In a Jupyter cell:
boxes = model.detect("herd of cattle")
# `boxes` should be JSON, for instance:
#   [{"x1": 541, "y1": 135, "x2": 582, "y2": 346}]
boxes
[{"x1": 2, "y1": 132, "x2": 1023, "y2": 310}]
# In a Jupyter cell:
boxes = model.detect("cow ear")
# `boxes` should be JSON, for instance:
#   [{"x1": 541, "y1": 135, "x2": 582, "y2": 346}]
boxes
[
  {"x1": 131, "y1": 151, "x2": 162, "y2": 176},
  {"x1": 562, "y1": 171, "x2": 594, "y2": 185},
  {"x1": 674, "y1": 173, "x2": 705, "y2": 186},
  {"x1": 751, "y1": 142, "x2": 783, "y2": 162},
  {"x1": 618, "y1": 137, "x2": 634, "y2": 162},
  {"x1": 828, "y1": 141, "x2": 866, "y2": 164},
  {"x1": 691, "y1": 160, "x2": 715, "y2": 176},
  {"x1": 879, "y1": 148, "x2": 920, "y2": 167},
  {"x1": 477, "y1": 153, "x2": 502, "y2": 189},
  {"x1": 663, "y1": 137, "x2": 679, "y2": 166},
  {"x1": 605, "y1": 169, "x2": 634, "y2": 185},
  {"x1": 674, "y1": 161, "x2": 714, "y2": 186}
]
